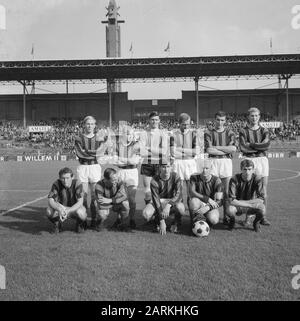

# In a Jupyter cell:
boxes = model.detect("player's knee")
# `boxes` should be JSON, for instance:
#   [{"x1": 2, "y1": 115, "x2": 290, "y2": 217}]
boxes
[
  {"x1": 189, "y1": 198, "x2": 201, "y2": 211},
  {"x1": 142, "y1": 206, "x2": 153, "y2": 222},
  {"x1": 207, "y1": 209, "x2": 219, "y2": 225},
  {"x1": 45, "y1": 207, "x2": 54, "y2": 218},
  {"x1": 121, "y1": 200, "x2": 130, "y2": 211},
  {"x1": 76, "y1": 207, "x2": 87, "y2": 221},
  {"x1": 256, "y1": 204, "x2": 266, "y2": 216},
  {"x1": 227, "y1": 205, "x2": 237, "y2": 217},
  {"x1": 98, "y1": 210, "x2": 109, "y2": 221},
  {"x1": 120, "y1": 201, "x2": 130, "y2": 218},
  {"x1": 175, "y1": 202, "x2": 185, "y2": 215}
]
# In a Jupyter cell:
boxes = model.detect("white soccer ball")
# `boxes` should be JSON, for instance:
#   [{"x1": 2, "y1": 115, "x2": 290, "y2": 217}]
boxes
[{"x1": 192, "y1": 220, "x2": 210, "y2": 237}]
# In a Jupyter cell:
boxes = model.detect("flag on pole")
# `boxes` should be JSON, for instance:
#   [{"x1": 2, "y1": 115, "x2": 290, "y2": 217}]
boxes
[
  {"x1": 129, "y1": 42, "x2": 133, "y2": 57},
  {"x1": 164, "y1": 41, "x2": 170, "y2": 52},
  {"x1": 270, "y1": 38, "x2": 273, "y2": 54}
]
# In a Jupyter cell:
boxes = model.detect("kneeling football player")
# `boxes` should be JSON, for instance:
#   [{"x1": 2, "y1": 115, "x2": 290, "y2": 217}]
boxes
[
  {"x1": 46, "y1": 167, "x2": 87, "y2": 234},
  {"x1": 142, "y1": 159, "x2": 185, "y2": 235},
  {"x1": 226, "y1": 159, "x2": 266, "y2": 232},
  {"x1": 94, "y1": 168, "x2": 130, "y2": 231},
  {"x1": 189, "y1": 160, "x2": 223, "y2": 230}
]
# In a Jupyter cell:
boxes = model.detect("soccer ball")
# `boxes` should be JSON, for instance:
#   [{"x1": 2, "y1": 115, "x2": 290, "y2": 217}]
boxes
[{"x1": 192, "y1": 220, "x2": 210, "y2": 237}]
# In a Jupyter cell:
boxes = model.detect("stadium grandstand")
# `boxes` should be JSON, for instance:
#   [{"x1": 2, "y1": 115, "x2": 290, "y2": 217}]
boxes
[{"x1": 1, "y1": 54, "x2": 300, "y2": 158}]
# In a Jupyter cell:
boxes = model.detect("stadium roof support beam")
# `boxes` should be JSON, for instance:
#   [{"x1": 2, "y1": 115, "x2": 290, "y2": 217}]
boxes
[
  {"x1": 281, "y1": 74, "x2": 293, "y2": 123},
  {"x1": 0, "y1": 54, "x2": 300, "y2": 82},
  {"x1": 195, "y1": 77, "x2": 199, "y2": 127},
  {"x1": 18, "y1": 80, "x2": 35, "y2": 128},
  {"x1": 108, "y1": 80, "x2": 113, "y2": 128}
]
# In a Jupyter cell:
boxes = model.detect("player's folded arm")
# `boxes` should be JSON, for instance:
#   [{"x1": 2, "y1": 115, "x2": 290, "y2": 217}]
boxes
[
  {"x1": 249, "y1": 140, "x2": 270, "y2": 151},
  {"x1": 112, "y1": 184, "x2": 127, "y2": 204},
  {"x1": 239, "y1": 131, "x2": 257, "y2": 153},
  {"x1": 206, "y1": 147, "x2": 227, "y2": 156}
]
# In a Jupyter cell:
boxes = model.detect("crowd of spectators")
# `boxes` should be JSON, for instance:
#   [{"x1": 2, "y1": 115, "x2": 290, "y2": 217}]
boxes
[{"x1": 1, "y1": 114, "x2": 300, "y2": 154}]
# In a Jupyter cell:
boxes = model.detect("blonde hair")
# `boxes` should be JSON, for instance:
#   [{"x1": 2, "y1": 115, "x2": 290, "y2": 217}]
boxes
[
  {"x1": 248, "y1": 107, "x2": 260, "y2": 115},
  {"x1": 83, "y1": 115, "x2": 96, "y2": 124}
]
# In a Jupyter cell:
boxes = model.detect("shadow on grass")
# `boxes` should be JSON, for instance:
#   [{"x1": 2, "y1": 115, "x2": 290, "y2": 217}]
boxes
[
  {"x1": 0, "y1": 205, "x2": 78, "y2": 235},
  {"x1": 131, "y1": 211, "x2": 195, "y2": 237}
]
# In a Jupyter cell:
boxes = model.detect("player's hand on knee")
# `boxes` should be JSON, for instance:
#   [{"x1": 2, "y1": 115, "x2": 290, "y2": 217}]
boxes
[
  {"x1": 162, "y1": 204, "x2": 171, "y2": 219},
  {"x1": 208, "y1": 198, "x2": 219, "y2": 209}
]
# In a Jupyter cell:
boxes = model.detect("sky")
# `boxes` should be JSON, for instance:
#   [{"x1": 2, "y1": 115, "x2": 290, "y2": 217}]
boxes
[{"x1": 0, "y1": 0, "x2": 299, "y2": 98}]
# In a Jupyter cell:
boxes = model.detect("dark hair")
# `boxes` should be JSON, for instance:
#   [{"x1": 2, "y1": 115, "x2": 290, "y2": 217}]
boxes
[
  {"x1": 104, "y1": 167, "x2": 117, "y2": 180},
  {"x1": 240, "y1": 159, "x2": 255, "y2": 170},
  {"x1": 215, "y1": 110, "x2": 227, "y2": 118},
  {"x1": 59, "y1": 167, "x2": 74, "y2": 178},
  {"x1": 149, "y1": 111, "x2": 159, "y2": 119},
  {"x1": 178, "y1": 113, "x2": 190, "y2": 123}
]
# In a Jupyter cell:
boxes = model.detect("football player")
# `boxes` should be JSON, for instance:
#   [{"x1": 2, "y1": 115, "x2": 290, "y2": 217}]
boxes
[
  {"x1": 171, "y1": 113, "x2": 199, "y2": 202},
  {"x1": 109, "y1": 123, "x2": 141, "y2": 229},
  {"x1": 239, "y1": 107, "x2": 270, "y2": 226},
  {"x1": 189, "y1": 159, "x2": 223, "y2": 229},
  {"x1": 94, "y1": 168, "x2": 130, "y2": 231},
  {"x1": 139, "y1": 112, "x2": 170, "y2": 205},
  {"x1": 74, "y1": 116, "x2": 106, "y2": 229},
  {"x1": 46, "y1": 167, "x2": 87, "y2": 234},
  {"x1": 204, "y1": 111, "x2": 236, "y2": 225},
  {"x1": 142, "y1": 159, "x2": 185, "y2": 235},
  {"x1": 227, "y1": 159, "x2": 266, "y2": 232}
]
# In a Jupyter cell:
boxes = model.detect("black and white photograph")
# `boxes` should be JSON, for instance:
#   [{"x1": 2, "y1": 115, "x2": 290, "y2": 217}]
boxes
[{"x1": 0, "y1": 0, "x2": 299, "y2": 305}]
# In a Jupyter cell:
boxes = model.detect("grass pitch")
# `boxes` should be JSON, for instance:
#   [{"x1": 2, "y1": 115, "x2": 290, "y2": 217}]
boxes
[{"x1": 0, "y1": 159, "x2": 299, "y2": 301}]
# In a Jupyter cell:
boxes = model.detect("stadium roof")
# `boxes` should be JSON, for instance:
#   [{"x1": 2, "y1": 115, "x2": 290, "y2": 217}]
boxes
[{"x1": 0, "y1": 54, "x2": 300, "y2": 83}]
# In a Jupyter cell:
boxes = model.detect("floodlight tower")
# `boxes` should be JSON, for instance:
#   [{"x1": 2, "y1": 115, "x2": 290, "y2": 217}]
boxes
[{"x1": 102, "y1": 0, "x2": 124, "y2": 93}]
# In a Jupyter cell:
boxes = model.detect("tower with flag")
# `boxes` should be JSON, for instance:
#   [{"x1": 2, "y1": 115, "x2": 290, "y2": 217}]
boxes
[{"x1": 102, "y1": 0, "x2": 124, "y2": 93}]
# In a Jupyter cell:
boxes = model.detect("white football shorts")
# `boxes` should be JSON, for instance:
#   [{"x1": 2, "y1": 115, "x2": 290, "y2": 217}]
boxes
[
  {"x1": 173, "y1": 159, "x2": 198, "y2": 181},
  {"x1": 118, "y1": 168, "x2": 139, "y2": 187},
  {"x1": 243, "y1": 156, "x2": 269, "y2": 177},
  {"x1": 77, "y1": 164, "x2": 102, "y2": 184},
  {"x1": 210, "y1": 158, "x2": 233, "y2": 179}
]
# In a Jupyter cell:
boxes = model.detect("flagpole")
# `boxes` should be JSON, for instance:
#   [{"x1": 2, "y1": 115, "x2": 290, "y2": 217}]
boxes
[
  {"x1": 31, "y1": 44, "x2": 35, "y2": 94},
  {"x1": 270, "y1": 38, "x2": 273, "y2": 55}
]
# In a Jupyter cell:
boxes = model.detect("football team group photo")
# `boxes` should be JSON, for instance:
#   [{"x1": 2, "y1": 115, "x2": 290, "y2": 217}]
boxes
[{"x1": 0, "y1": 0, "x2": 299, "y2": 302}]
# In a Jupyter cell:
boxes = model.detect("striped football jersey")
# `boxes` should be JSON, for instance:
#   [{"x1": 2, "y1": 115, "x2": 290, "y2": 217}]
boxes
[{"x1": 239, "y1": 125, "x2": 270, "y2": 157}]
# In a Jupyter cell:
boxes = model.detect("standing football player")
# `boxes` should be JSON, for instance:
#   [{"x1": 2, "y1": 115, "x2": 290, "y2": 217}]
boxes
[
  {"x1": 239, "y1": 107, "x2": 271, "y2": 226},
  {"x1": 74, "y1": 116, "x2": 105, "y2": 229},
  {"x1": 204, "y1": 111, "x2": 236, "y2": 225},
  {"x1": 142, "y1": 159, "x2": 185, "y2": 235},
  {"x1": 46, "y1": 167, "x2": 87, "y2": 234},
  {"x1": 139, "y1": 112, "x2": 169, "y2": 205},
  {"x1": 171, "y1": 113, "x2": 199, "y2": 205},
  {"x1": 110, "y1": 123, "x2": 141, "y2": 229},
  {"x1": 227, "y1": 159, "x2": 266, "y2": 232},
  {"x1": 189, "y1": 160, "x2": 223, "y2": 229}
]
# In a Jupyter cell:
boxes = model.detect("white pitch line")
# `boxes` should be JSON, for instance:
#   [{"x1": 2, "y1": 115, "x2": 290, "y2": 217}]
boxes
[
  {"x1": 269, "y1": 168, "x2": 300, "y2": 182},
  {"x1": 0, "y1": 195, "x2": 47, "y2": 216}
]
